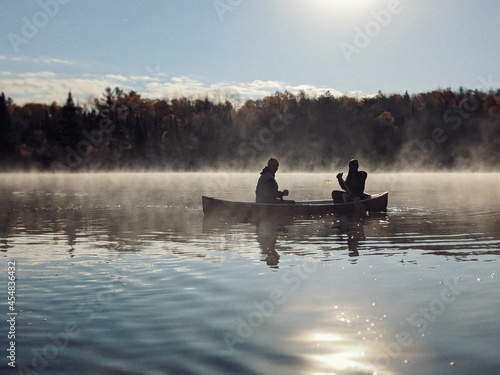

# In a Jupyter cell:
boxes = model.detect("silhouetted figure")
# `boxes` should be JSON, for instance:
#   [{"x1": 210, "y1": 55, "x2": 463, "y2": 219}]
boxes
[
  {"x1": 332, "y1": 159, "x2": 368, "y2": 203},
  {"x1": 255, "y1": 158, "x2": 289, "y2": 203}
]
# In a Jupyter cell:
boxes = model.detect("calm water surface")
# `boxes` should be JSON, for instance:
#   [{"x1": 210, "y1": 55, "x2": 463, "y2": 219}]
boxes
[{"x1": 0, "y1": 172, "x2": 499, "y2": 375}]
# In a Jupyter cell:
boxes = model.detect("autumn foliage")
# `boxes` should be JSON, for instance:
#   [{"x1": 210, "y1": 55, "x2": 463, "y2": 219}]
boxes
[{"x1": 0, "y1": 87, "x2": 498, "y2": 171}]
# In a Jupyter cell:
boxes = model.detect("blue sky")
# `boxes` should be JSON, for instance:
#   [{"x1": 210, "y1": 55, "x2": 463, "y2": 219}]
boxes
[{"x1": 1, "y1": 0, "x2": 499, "y2": 105}]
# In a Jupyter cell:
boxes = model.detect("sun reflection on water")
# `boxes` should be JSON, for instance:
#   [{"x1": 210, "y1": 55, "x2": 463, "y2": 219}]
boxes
[{"x1": 294, "y1": 330, "x2": 387, "y2": 375}]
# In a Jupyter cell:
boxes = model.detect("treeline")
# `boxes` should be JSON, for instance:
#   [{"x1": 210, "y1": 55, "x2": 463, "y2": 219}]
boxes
[{"x1": 0, "y1": 87, "x2": 499, "y2": 171}]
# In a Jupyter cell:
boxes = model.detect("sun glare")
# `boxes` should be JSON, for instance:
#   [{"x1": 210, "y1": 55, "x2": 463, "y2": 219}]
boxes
[
  {"x1": 307, "y1": 0, "x2": 388, "y2": 19},
  {"x1": 298, "y1": 331, "x2": 381, "y2": 374},
  {"x1": 300, "y1": 0, "x2": 388, "y2": 25},
  {"x1": 316, "y1": 0, "x2": 380, "y2": 11}
]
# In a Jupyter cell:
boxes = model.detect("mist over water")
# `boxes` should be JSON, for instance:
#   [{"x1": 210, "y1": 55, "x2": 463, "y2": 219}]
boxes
[{"x1": 1, "y1": 172, "x2": 499, "y2": 374}]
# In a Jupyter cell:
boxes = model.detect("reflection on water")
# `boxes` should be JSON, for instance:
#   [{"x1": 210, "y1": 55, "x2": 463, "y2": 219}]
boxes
[
  {"x1": 208, "y1": 214, "x2": 385, "y2": 267},
  {"x1": 296, "y1": 331, "x2": 379, "y2": 374},
  {"x1": 0, "y1": 173, "x2": 499, "y2": 374},
  {"x1": 256, "y1": 220, "x2": 281, "y2": 267}
]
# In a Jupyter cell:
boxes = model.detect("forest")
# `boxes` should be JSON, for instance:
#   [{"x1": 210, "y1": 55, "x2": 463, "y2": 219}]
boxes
[{"x1": 0, "y1": 86, "x2": 499, "y2": 172}]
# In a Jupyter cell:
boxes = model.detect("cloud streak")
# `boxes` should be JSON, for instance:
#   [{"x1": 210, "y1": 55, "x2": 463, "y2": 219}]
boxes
[
  {"x1": 0, "y1": 55, "x2": 367, "y2": 105},
  {"x1": 0, "y1": 55, "x2": 75, "y2": 65},
  {"x1": 1, "y1": 70, "x2": 363, "y2": 106}
]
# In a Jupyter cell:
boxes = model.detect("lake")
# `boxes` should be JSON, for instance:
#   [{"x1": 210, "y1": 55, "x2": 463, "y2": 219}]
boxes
[{"x1": 1, "y1": 172, "x2": 499, "y2": 375}]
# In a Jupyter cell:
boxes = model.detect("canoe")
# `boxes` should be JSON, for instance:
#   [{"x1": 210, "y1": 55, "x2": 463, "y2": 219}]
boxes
[{"x1": 202, "y1": 192, "x2": 388, "y2": 220}]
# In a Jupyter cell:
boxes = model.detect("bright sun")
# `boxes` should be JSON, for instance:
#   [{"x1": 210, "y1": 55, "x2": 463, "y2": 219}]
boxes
[
  {"x1": 296, "y1": 0, "x2": 389, "y2": 27},
  {"x1": 315, "y1": 0, "x2": 384, "y2": 14}
]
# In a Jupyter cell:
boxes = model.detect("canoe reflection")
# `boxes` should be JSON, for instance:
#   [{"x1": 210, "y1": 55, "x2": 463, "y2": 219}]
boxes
[{"x1": 203, "y1": 213, "x2": 388, "y2": 266}]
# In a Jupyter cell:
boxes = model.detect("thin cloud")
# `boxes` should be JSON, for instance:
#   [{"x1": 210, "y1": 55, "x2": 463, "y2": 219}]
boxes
[
  {"x1": 33, "y1": 57, "x2": 75, "y2": 65},
  {"x1": 0, "y1": 75, "x2": 132, "y2": 104},
  {"x1": 284, "y1": 84, "x2": 361, "y2": 98},
  {"x1": 0, "y1": 55, "x2": 26, "y2": 62},
  {"x1": 1, "y1": 71, "x2": 365, "y2": 105},
  {"x1": 129, "y1": 75, "x2": 158, "y2": 82},
  {"x1": 105, "y1": 74, "x2": 129, "y2": 82},
  {"x1": 170, "y1": 76, "x2": 204, "y2": 86},
  {"x1": 17, "y1": 71, "x2": 57, "y2": 78},
  {"x1": 248, "y1": 80, "x2": 283, "y2": 89},
  {"x1": 0, "y1": 55, "x2": 75, "y2": 65}
]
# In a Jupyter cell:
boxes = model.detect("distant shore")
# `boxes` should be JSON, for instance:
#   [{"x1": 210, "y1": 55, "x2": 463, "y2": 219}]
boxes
[{"x1": 1, "y1": 88, "x2": 499, "y2": 173}]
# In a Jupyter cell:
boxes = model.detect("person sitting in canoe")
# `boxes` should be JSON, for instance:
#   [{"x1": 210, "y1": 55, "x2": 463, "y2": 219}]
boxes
[
  {"x1": 255, "y1": 157, "x2": 290, "y2": 203},
  {"x1": 332, "y1": 159, "x2": 368, "y2": 203}
]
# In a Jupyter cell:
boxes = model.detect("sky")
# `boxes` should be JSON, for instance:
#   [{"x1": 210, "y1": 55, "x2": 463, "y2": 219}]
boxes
[{"x1": 1, "y1": 0, "x2": 499, "y2": 106}]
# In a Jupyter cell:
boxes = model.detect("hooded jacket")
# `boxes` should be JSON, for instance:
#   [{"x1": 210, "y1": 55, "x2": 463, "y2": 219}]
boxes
[{"x1": 255, "y1": 167, "x2": 280, "y2": 203}]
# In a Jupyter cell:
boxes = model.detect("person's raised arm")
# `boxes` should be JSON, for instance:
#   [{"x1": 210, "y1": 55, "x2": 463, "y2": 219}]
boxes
[{"x1": 336, "y1": 173, "x2": 348, "y2": 192}]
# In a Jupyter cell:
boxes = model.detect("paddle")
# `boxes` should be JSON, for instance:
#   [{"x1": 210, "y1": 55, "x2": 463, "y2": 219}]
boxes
[{"x1": 336, "y1": 173, "x2": 367, "y2": 217}]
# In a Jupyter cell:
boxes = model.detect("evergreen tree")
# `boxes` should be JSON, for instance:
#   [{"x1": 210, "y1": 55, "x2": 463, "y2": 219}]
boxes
[
  {"x1": 60, "y1": 91, "x2": 82, "y2": 149},
  {"x1": 0, "y1": 92, "x2": 15, "y2": 159}
]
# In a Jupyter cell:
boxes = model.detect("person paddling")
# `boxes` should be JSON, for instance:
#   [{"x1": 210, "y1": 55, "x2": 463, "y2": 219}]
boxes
[
  {"x1": 255, "y1": 158, "x2": 290, "y2": 203},
  {"x1": 332, "y1": 159, "x2": 368, "y2": 203}
]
